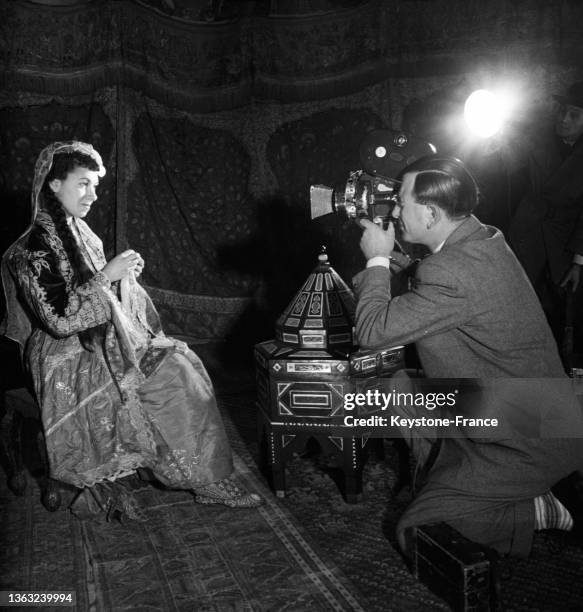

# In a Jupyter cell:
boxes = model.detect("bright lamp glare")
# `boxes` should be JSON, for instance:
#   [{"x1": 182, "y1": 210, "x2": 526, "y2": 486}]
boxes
[{"x1": 464, "y1": 89, "x2": 508, "y2": 138}]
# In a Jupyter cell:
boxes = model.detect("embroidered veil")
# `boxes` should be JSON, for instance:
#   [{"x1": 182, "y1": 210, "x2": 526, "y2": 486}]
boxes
[{"x1": 1, "y1": 141, "x2": 106, "y2": 351}]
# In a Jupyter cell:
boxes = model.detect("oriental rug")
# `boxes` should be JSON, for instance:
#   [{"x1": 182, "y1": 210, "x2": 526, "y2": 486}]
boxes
[
  {"x1": 3, "y1": 381, "x2": 583, "y2": 611},
  {"x1": 81, "y1": 453, "x2": 367, "y2": 611},
  {"x1": 0, "y1": 392, "x2": 370, "y2": 612},
  {"x1": 220, "y1": 380, "x2": 583, "y2": 612}
]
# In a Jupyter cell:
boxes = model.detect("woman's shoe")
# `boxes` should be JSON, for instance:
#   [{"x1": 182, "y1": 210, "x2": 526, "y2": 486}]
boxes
[
  {"x1": 107, "y1": 486, "x2": 148, "y2": 523},
  {"x1": 194, "y1": 477, "x2": 263, "y2": 508},
  {"x1": 69, "y1": 481, "x2": 148, "y2": 522}
]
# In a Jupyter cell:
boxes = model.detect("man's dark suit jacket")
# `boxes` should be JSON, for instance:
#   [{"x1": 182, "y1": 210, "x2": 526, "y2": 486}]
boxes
[
  {"x1": 353, "y1": 215, "x2": 583, "y2": 556},
  {"x1": 509, "y1": 133, "x2": 583, "y2": 286}
]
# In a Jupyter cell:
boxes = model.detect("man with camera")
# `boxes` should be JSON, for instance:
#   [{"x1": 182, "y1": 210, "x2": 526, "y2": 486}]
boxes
[{"x1": 353, "y1": 155, "x2": 583, "y2": 558}]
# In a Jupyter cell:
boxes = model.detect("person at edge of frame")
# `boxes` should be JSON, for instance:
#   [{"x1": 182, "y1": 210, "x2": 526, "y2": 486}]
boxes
[{"x1": 508, "y1": 81, "x2": 583, "y2": 363}]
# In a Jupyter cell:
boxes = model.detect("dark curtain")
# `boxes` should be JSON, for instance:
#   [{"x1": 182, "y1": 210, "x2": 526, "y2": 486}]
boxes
[{"x1": 1, "y1": 0, "x2": 582, "y2": 345}]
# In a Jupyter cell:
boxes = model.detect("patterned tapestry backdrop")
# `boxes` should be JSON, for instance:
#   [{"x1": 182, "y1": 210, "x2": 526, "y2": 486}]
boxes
[{"x1": 1, "y1": 0, "x2": 582, "y2": 348}]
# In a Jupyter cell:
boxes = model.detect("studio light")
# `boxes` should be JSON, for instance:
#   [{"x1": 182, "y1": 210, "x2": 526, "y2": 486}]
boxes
[{"x1": 464, "y1": 89, "x2": 514, "y2": 138}]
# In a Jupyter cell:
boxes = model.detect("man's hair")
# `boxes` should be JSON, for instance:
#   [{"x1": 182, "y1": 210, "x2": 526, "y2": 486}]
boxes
[{"x1": 403, "y1": 156, "x2": 480, "y2": 219}]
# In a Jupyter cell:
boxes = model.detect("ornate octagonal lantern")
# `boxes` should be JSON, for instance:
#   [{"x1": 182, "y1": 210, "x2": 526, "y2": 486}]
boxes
[{"x1": 255, "y1": 249, "x2": 404, "y2": 502}]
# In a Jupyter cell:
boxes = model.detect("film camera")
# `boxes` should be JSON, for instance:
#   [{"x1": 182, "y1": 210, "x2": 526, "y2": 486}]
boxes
[{"x1": 310, "y1": 129, "x2": 436, "y2": 228}]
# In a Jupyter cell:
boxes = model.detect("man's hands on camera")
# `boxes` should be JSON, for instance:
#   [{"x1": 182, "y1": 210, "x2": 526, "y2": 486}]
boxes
[
  {"x1": 102, "y1": 249, "x2": 145, "y2": 282},
  {"x1": 359, "y1": 218, "x2": 395, "y2": 261}
]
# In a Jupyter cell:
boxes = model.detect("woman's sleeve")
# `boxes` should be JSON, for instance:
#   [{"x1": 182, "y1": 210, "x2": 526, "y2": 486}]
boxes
[{"x1": 16, "y1": 229, "x2": 112, "y2": 337}]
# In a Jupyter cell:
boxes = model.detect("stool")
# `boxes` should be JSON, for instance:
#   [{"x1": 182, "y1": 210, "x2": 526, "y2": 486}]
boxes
[
  {"x1": 0, "y1": 337, "x2": 62, "y2": 511},
  {"x1": 255, "y1": 341, "x2": 405, "y2": 503}
]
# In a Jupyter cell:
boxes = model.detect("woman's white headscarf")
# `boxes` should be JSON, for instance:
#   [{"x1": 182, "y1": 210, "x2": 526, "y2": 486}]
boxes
[{"x1": 31, "y1": 141, "x2": 106, "y2": 221}]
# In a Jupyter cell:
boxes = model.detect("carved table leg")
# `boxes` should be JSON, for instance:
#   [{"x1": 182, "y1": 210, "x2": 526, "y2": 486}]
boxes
[
  {"x1": 262, "y1": 428, "x2": 288, "y2": 497},
  {"x1": 341, "y1": 437, "x2": 367, "y2": 504}
]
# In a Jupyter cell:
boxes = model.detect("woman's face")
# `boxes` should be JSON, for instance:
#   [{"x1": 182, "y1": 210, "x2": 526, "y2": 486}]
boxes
[{"x1": 48, "y1": 165, "x2": 100, "y2": 219}]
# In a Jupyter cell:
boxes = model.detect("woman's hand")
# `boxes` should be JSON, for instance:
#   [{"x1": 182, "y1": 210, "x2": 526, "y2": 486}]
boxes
[
  {"x1": 102, "y1": 250, "x2": 145, "y2": 282},
  {"x1": 133, "y1": 252, "x2": 145, "y2": 277}
]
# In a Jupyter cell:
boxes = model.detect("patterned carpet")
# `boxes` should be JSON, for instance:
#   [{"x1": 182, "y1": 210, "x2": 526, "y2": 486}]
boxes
[
  {"x1": 216, "y1": 390, "x2": 447, "y2": 612},
  {"x1": 218, "y1": 377, "x2": 583, "y2": 612},
  {"x1": 0, "y1": 421, "x2": 370, "y2": 611},
  {"x1": 2, "y1": 373, "x2": 583, "y2": 611},
  {"x1": 81, "y1": 456, "x2": 367, "y2": 611}
]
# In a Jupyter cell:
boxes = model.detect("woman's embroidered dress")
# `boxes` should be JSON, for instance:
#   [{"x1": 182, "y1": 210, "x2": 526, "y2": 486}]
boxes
[{"x1": 2, "y1": 212, "x2": 232, "y2": 489}]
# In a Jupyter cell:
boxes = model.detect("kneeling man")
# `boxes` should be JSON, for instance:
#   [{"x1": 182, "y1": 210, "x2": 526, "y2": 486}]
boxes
[{"x1": 354, "y1": 155, "x2": 583, "y2": 557}]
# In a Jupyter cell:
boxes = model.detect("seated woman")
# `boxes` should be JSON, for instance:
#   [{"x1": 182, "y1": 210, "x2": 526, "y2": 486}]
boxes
[{"x1": 1, "y1": 141, "x2": 262, "y2": 518}]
